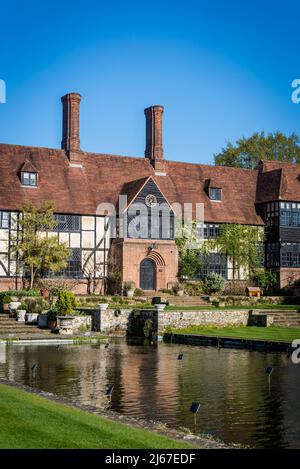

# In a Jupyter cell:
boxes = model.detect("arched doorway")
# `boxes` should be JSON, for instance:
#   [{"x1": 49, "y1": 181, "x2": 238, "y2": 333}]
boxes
[{"x1": 140, "y1": 258, "x2": 156, "y2": 290}]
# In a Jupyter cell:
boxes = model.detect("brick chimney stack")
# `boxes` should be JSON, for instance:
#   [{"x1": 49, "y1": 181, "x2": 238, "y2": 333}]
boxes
[
  {"x1": 61, "y1": 93, "x2": 82, "y2": 166},
  {"x1": 144, "y1": 105, "x2": 165, "y2": 172}
]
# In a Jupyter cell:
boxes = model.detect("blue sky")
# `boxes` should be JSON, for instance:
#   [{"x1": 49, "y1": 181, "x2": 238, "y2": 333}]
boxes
[{"x1": 0, "y1": 0, "x2": 299, "y2": 164}]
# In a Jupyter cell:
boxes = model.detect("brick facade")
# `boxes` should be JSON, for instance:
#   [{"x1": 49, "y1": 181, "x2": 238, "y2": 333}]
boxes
[{"x1": 111, "y1": 238, "x2": 178, "y2": 291}]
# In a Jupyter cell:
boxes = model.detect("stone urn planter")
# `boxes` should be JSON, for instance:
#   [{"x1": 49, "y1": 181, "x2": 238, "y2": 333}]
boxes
[
  {"x1": 126, "y1": 289, "x2": 134, "y2": 298},
  {"x1": 57, "y1": 316, "x2": 76, "y2": 335},
  {"x1": 38, "y1": 314, "x2": 48, "y2": 328},
  {"x1": 98, "y1": 303, "x2": 109, "y2": 312},
  {"x1": 26, "y1": 312, "x2": 39, "y2": 324},
  {"x1": 154, "y1": 304, "x2": 166, "y2": 312},
  {"x1": 177, "y1": 290, "x2": 184, "y2": 297},
  {"x1": 9, "y1": 301, "x2": 21, "y2": 311},
  {"x1": 9, "y1": 302, "x2": 21, "y2": 317},
  {"x1": 17, "y1": 310, "x2": 26, "y2": 322}
]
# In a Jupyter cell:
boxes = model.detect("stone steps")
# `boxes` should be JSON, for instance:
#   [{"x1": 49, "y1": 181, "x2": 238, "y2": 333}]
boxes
[
  {"x1": 0, "y1": 326, "x2": 43, "y2": 333},
  {"x1": 254, "y1": 310, "x2": 300, "y2": 327},
  {"x1": 0, "y1": 314, "x2": 11, "y2": 321},
  {"x1": 142, "y1": 293, "x2": 209, "y2": 306},
  {"x1": 0, "y1": 315, "x2": 47, "y2": 335}
]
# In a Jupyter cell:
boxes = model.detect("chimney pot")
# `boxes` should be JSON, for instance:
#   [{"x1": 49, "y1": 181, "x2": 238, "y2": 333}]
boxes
[
  {"x1": 61, "y1": 92, "x2": 82, "y2": 165},
  {"x1": 144, "y1": 105, "x2": 165, "y2": 169}
]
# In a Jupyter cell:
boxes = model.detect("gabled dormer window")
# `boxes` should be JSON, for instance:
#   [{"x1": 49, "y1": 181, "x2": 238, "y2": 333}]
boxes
[
  {"x1": 209, "y1": 187, "x2": 222, "y2": 201},
  {"x1": 22, "y1": 171, "x2": 38, "y2": 187},
  {"x1": 19, "y1": 160, "x2": 38, "y2": 187}
]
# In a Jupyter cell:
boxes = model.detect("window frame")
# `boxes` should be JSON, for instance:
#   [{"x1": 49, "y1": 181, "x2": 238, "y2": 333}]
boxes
[
  {"x1": 21, "y1": 171, "x2": 38, "y2": 187},
  {"x1": 0, "y1": 211, "x2": 9, "y2": 229},
  {"x1": 209, "y1": 187, "x2": 222, "y2": 201}
]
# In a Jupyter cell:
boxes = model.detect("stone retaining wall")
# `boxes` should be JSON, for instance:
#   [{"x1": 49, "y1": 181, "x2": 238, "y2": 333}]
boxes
[
  {"x1": 93, "y1": 308, "x2": 251, "y2": 334},
  {"x1": 157, "y1": 310, "x2": 249, "y2": 334},
  {"x1": 93, "y1": 309, "x2": 132, "y2": 333}
]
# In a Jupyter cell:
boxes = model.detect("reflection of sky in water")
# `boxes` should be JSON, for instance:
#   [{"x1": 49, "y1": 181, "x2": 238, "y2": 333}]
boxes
[{"x1": 0, "y1": 341, "x2": 299, "y2": 448}]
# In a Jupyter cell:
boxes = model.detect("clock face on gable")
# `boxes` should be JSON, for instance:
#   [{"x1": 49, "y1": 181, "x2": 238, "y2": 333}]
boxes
[{"x1": 145, "y1": 194, "x2": 158, "y2": 208}]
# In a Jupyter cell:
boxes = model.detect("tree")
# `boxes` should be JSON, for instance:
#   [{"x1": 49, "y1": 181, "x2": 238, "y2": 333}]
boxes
[
  {"x1": 82, "y1": 251, "x2": 104, "y2": 295},
  {"x1": 214, "y1": 131, "x2": 300, "y2": 169},
  {"x1": 176, "y1": 220, "x2": 203, "y2": 279},
  {"x1": 252, "y1": 269, "x2": 277, "y2": 293},
  {"x1": 210, "y1": 224, "x2": 265, "y2": 282},
  {"x1": 11, "y1": 202, "x2": 71, "y2": 288}
]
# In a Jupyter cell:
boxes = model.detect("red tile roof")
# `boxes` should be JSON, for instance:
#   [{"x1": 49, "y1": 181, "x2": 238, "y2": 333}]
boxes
[
  {"x1": 256, "y1": 160, "x2": 300, "y2": 203},
  {"x1": 3, "y1": 143, "x2": 300, "y2": 225}
]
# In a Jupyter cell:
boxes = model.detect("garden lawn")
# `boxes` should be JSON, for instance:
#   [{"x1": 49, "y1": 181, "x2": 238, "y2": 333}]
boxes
[
  {"x1": 0, "y1": 384, "x2": 194, "y2": 449},
  {"x1": 168, "y1": 326, "x2": 300, "y2": 342}
]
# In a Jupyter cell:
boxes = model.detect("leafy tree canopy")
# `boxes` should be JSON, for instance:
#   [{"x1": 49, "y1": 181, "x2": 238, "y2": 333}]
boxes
[
  {"x1": 214, "y1": 131, "x2": 300, "y2": 169},
  {"x1": 11, "y1": 202, "x2": 71, "y2": 288},
  {"x1": 209, "y1": 224, "x2": 265, "y2": 281}
]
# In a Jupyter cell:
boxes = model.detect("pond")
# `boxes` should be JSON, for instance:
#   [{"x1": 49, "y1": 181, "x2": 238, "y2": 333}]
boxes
[{"x1": 0, "y1": 340, "x2": 299, "y2": 448}]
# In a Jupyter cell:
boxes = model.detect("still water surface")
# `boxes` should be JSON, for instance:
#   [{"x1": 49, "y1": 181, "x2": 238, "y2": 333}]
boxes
[{"x1": 0, "y1": 340, "x2": 299, "y2": 448}]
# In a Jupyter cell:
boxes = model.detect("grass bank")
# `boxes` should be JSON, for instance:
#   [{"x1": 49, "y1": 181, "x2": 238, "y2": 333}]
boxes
[
  {"x1": 0, "y1": 383, "x2": 193, "y2": 449},
  {"x1": 167, "y1": 325, "x2": 300, "y2": 342}
]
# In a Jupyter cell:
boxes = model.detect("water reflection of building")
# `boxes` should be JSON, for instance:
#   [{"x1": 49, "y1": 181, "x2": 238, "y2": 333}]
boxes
[
  {"x1": 0, "y1": 344, "x2": 6, "y2": 364},
  {"x1": 109, "y1": 342, "x2": 180, "y2": 425},
  {"x1": 1, "y1": 343, "x2": 300, "y2": 448}
]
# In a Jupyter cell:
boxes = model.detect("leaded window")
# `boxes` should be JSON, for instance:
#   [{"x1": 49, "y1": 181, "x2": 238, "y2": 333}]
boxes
[
  {"x1": 265, "y1": 201, "x2": 279, "y2": 226},
  {"x1": 197, "y1": 253, "x2": 227, "y2": 279},
  {"x1": 265, "y1": 242, "x2": 280, "y2": 268},
  {"x1": 126, "y1": 211, "x2": 174, "y2": 240},
  {"x1": 47, "y1": 248, "x2": 82, "y2": 278},
  {"x1": 197, "y1": 223, "x2": 220, "y2": 239},
  {"x1": 0, "y1": 211, "x2": 9, "y2": 229},
  {"x1": 281, "y1": 243, "x2": 300, "y2": 267},
  {"x1": 64, "y1": 248, "x2": 82, "y2": 277},
  {"x1": 280, "y1": 202, "x2": 300, "y2": 227},
  {"x1": 55, "y1": 214, "x2": 81, "y2": 232}
]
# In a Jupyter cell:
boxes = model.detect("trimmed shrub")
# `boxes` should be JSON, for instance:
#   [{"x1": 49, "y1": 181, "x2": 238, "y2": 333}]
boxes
[
  {"x1": 1, "y1": 295, "x2": 12, "y2": 304},
  {"x1": 183, "y1": 282, "x2": 204, "y2": 296},
  {"x1": 24, "y1": 297, "x2": 50, "y2": 314},
  {"x1": 55, "y1": 291, "x2": 76, "y2": 316},
  {"x1": 0, "y1": 289, "x2": 39, "y2": 300},
  {"x1": 203, "y1": 274, "x2": 226, "y2": 295},
  {"x1": 158, "y1": 288, "x2": 172, "y2": 295},
  {"x1": 134, "y1": 288, "x2": 144, "y2": 297}
]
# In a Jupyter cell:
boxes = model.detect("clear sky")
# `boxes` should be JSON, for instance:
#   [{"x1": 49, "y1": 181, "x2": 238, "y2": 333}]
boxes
[{"x1": 0, "y1": 0, "x2": 299, "y2": 164}]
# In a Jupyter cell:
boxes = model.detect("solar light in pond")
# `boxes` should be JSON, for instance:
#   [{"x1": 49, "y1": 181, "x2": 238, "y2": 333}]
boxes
[
  {"x1": 266, "y1": 367, "x2": 273, "y2": 392},
  {"x1": 31, "y1": 364, "x2": 38, "y2": 376},
  {"x1": 106, "y1": 385, "x2": 114, "y2": 400},
  {"x1": 190, "y1": 402, "x2": 201, "y2": 427},
  {"x1": 190, "y1": 402, "x2": 200, "y2": 414}
]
